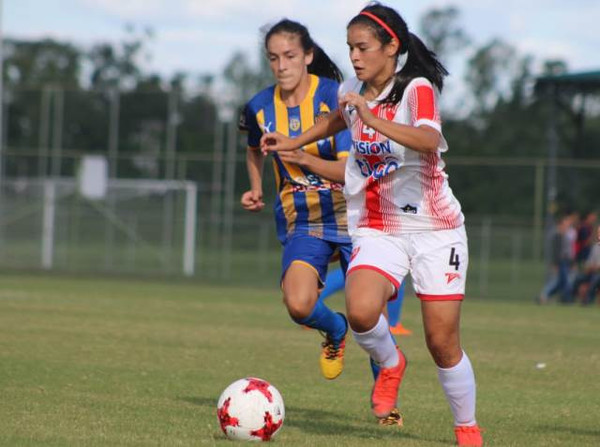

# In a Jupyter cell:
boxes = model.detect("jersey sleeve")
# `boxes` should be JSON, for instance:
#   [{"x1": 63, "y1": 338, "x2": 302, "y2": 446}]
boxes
[
  {"x1": 237, "y1": 104, "x2": 250, "y2": 132},
  {"x1": 337, "y1": 78, "x2": 359, "y2": 129},
  {"x1": 406, "y1": 79, "x2": 442, "y2": 133},
  {"x1": 320, "y1": 80, "x2": 351, "y2": 159},
  {"x1": 241, "y1": 102, "x2": 262, "y2": 148}
]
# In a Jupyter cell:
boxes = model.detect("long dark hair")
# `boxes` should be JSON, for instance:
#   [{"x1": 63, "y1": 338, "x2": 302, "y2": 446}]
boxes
[
  {"x1": 264, "y1": 19, "x2": 344, "y2": 83},
  {"x1": 348, "y1": 2, "x2": 448, "y2": 104}
]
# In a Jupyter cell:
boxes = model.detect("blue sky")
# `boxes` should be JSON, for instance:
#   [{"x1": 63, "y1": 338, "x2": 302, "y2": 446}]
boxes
[{"x1": 4, "y1": 0, "x2": 600, "y2": 83}]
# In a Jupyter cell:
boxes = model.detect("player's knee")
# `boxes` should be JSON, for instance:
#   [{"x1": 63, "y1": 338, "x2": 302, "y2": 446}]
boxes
[
  {"x1": 346, "y1": 302, "x2": 380, "y2": 332},
  {"x1": 283, "y1": 292, "x2": 315, "y2": 320},
  {"x1": 347, "y1": 313, "x2": 378, "y2": 333},
  {"x1": 426, "y1": 334, "x2": 461, "y2": 368}
]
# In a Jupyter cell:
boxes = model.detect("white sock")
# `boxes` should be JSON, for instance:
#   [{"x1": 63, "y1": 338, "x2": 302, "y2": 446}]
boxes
[
  {"x1": 437, "y1": 350, "x2": 477, "y2": 426},
  {"x1": 352, "y1": 314, "x2": 399, "y2": 368}
]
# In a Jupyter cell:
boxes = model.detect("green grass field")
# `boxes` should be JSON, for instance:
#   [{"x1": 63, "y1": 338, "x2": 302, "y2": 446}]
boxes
[{"x1": 1, "y1": 273, "x2": 599, "y2": 446}]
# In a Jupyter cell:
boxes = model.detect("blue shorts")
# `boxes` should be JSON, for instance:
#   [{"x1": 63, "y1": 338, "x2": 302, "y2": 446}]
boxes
[{"x1": 281, "y1": 235, "x2": 352, "y2": 288}]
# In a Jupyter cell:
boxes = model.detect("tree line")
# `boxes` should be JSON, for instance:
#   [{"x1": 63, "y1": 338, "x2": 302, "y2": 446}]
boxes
[{"x1": 2, "y1": 8, "x2": 598, "y2": 217}]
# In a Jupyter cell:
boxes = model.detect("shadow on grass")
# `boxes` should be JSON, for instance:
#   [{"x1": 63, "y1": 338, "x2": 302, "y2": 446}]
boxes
[
  {"x1": 179, "y1": 396, "x2": 448, "y2": 444},
  {"x1": 180, "y1": 396, "x2": 216, "y2": 407},
  {"x1": 536, "y1": 424, "x2": 600, "y2": 438}
]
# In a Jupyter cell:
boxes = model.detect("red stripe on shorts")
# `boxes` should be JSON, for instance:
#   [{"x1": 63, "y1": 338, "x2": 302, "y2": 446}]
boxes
[
  {"x1": 416, "y1": 293, "x2": 464, "y2": 301},
  {"x1": 347, "y1": 264, "x2": 400, "y2": 290}
]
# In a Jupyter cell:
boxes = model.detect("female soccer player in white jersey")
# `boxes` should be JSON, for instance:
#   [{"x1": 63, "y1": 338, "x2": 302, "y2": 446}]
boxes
[
  {"x1": 260, "y1": 4, "x2": 482, "y2": 445},
  {"x1": 241, "y1": 21, "x2": 406, "y2": 414}
]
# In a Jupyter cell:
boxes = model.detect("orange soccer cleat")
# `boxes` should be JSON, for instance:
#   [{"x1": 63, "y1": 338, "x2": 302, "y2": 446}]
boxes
[
  {"x1": 370, "y1": 348, "x2": 407, "y2": 418},
  {"x1": 390, "y1": 323, "x2": 412, "y2": 336},
  {"x1": 454, "y1": 424, "x2": 483, "y2": 446}
]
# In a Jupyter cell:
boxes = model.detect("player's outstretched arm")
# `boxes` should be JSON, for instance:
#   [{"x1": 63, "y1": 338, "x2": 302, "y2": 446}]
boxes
[
  {"x1": 277, "y1": 150, "x2": 346, "y2": 183},
  {"x1": 240, "y1": 147, "x2": 266, "y2": 212},
  {"x1": 260, "y1": 111, "x2": 346, "y2": 154}
]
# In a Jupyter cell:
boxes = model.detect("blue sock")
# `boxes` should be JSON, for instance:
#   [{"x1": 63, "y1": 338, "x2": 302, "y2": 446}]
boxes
[
  {"x1": 292, "y1": 300, "x2": 347, "y2": 342},
  {"x1": 319, "y1": 268, "x2": 345, "y2": 301},
  {"x1": 387, "y1": 281, "x2": 405, "y2": 327}
]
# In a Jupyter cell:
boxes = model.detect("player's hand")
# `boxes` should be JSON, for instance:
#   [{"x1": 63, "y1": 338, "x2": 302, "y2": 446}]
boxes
[
  {"x1": 340, "y1": 92, "x2": 375, "y2": 126},
  {"x1": 240, "y1": 190, "x2": 265, "y2": 212},
  {"x1": 260, "y1": 132, "x2": 297, "y2": 154},
  {"x1": 276, "y1": 149, "x2": 307, "y2": 167}
]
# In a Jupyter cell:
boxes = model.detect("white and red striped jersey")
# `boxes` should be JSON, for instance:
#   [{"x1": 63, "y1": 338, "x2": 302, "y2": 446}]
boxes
[{"x1": 338, "y1": 76, "x2": 464, "y2": 235}]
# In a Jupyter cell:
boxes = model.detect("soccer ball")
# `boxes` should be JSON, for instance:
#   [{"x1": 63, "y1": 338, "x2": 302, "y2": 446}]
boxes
[{"x1": 216, "y1": 377, "x2": 285, "y2": 441}]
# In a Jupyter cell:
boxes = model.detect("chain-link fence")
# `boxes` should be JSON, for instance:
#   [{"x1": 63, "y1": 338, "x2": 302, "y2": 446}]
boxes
[{"x1": 1, "y1": 87, "x2": 599, "y2": 301}]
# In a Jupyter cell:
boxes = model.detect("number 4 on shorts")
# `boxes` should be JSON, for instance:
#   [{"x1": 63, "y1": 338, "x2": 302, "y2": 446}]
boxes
[{"x1": 449, "y1": 247, "x2": 460, "y2": 271}]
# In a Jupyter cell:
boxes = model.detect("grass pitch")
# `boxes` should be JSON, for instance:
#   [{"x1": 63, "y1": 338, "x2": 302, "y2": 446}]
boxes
[{"x1": 0, "y1": 273, "x2": 599, "y2": 446}]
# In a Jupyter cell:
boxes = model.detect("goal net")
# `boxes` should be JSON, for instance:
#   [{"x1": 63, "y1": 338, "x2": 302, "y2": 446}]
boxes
[{"x1": 0, "y1": 177, "x2": 198, "y2": 276}]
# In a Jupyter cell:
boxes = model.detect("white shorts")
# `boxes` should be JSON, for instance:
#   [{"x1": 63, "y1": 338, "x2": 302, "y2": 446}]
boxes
[{"x1": 347, "y1": 226, "x2": 469, "y2": 301}]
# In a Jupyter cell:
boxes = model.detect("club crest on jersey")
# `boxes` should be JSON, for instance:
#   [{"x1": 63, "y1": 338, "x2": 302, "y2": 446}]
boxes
[
  {"x1": 289, "y1": 117, "x2": 301, "y2": 132},
  {"x1": 353, "y1": 140, "x2": 391, "y2": 155}
]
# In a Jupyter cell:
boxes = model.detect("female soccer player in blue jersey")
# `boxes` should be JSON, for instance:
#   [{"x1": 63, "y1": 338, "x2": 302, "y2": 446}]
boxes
[{"x1": 240, "y1": 19, "x2": 353, "y2": 382}]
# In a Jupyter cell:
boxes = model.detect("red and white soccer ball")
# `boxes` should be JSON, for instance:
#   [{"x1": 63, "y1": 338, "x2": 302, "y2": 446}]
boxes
[{"x1": 216, "y1": 377, "x2": 285, "y2": 441}]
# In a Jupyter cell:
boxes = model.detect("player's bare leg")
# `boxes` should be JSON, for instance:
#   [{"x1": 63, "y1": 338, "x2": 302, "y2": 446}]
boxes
[
  {"x1": 422, "y1": 300, "x2": 482, "y2": 446},
  {"x1": 346, "y1": 269, "x2": 407, "y2": 420},
  {"x1": 283, "y1": 262, "x2": 348, "y2": 380}
]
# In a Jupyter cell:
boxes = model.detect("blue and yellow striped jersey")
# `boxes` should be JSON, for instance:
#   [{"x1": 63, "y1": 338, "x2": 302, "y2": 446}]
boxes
[{"x1": 243, "y1": 74, "x2": 351, "y2": 244}]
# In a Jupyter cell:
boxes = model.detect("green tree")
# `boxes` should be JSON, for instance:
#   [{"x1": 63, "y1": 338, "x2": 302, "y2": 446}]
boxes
[
  {"x1": 464, "y1": 39, "x2": 519, "y2": 114},
  {"x1": 222, "y1": 47, "x2": 273, "y2": 108},
  {"x1": 88, "y1": 25, "x2": 154, "y2": 90},
  {"x1": 419, "y1": 6, "x2": 470, "y2": 63},
  {"x1": 3, "y1": 39, "x2": 81, "y2": 89}
]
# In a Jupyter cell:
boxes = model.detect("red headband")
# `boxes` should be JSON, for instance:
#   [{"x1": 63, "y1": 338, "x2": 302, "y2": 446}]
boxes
[{"x1": 359, "y1": 11, "x2": 401, "y2": 50}]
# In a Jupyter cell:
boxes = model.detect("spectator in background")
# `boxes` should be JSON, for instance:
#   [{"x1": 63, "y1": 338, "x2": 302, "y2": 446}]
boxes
[
  {"x1": 575, "y1": 211, "x2": 597, "y2": 266},
  {"x1": 578, "y1": 225, "x2": 600, "y2": 305},
  {"x1": 538, "y1": 215, "x2": 574, "y2": 304},
  {"x1": 560, "y1": 211, "x2": 579, "y2": 303}
]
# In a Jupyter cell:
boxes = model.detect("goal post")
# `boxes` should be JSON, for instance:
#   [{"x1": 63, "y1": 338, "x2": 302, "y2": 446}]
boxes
[{"x1": 37, "y1": 177, "x2": 198, "y2": 276}]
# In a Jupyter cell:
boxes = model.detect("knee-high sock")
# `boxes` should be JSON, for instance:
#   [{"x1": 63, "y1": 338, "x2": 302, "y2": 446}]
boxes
[
  {"x1": 437, "y1": 350, "x2": 477, "y2": 426},
  {"x1": 292, "y1": 300, "x2": 347, "y2": 342},
  {"x1": 370, "y1": 332, "x2": 397, "y2": 379},
  {"x1": 352, "y1": 314, "x2": 399, "y2": 368}
]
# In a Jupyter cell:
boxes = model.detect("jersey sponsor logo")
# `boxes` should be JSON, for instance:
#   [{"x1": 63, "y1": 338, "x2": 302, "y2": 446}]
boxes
[
  {"x1": 400, "y1": 204, "x2": 418, "y2": 214},
  {"x1": 291, "y1": 173, "x2": 322, "y2": 187},
  {"x1": 353, "y1": 139, "x2": 391, "y2": 155},
  {"x1": 445, "y1": 272, "x2": 461, "y2": 284},
  {"x1": 355, "y1": 156, "x2": 400, "y2": 179},
  {"x1": 289, "y1": 117, "x2": 301, "y2": 132},
  {"x1": 290, "y1": 182, "x2": 343, "y2": 193}
]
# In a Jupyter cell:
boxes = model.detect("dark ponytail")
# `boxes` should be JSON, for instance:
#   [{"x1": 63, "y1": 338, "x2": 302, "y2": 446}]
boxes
[
  {"x1": 348, "y1": 2, "x2": 448, "y2": 105},
  {"x1": 264, "y1": 19, "x2": 343, "y2": 83}
]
